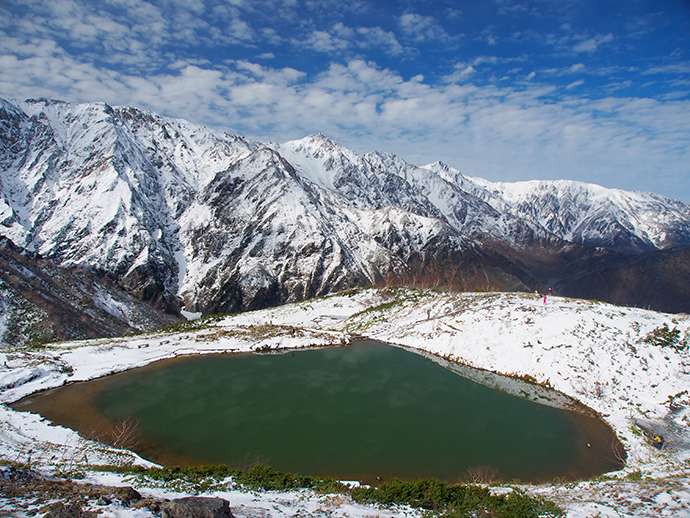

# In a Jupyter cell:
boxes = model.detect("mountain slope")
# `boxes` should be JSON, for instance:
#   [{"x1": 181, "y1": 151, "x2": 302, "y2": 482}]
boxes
[
  {"x1": 181, "y1": 146, "x2": 529, "y2": 310},
  {"x1": 0, "y1": 99, "x2": 532, "y2": 313},
  {"x1": 0, "y1": 98, "x2": 257, "y2": 309},
  {"x1": 0, "y1": 238, "x2": 177, "y2": 347},
  {"x1": 555, "y1": 246, "x2": 690, "y2": 313},
  {"x1": 1, "y1": 97, "x2": 689, "y2": 319}
]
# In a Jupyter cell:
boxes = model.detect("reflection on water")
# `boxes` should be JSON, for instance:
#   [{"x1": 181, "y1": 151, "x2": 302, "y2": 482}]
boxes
[{"x1": 14, "y1": 340, "x2": 625, "y2": 483}]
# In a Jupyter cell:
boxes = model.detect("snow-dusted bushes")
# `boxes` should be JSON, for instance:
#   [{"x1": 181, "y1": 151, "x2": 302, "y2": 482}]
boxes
[{"x1": 644, "y1": 323, "x2": 687, "y2": 350}]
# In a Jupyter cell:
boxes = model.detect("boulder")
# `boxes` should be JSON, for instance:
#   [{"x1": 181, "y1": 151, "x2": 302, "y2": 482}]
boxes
[
  {"x1": 161, "y1": 496, "x2": 234, "y2": 518},
  {"x1": 42, "y1": 501, "x2": 96, "y2": 518},
  {"x1": 109, "y1": 485, "x2": 142, "y2": 504}
]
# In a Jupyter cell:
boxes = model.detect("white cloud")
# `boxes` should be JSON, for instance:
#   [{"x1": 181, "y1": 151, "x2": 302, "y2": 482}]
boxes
[
  {"x1": 444, "y1": 64, "x2": 476, "y2": 83},
  {"x1": 0, "y1": 0, "x2": 259, "y2": 71},
  {"x1": 0, "y1": 5, "x2": 688, "y2": 199},
  {"x1": 643, "y1": 62, "x2": 690, "y2": 75},
  {"x1": 398, "y1": 12, "x2": 450, "y2": 42},
  {"x1": 473, "y1": 56, "x2": 498, "y2": 66},
  {"x1": 303, "y1": 30, "x2": 348, "y2": 52},
  {"x1": 356, "y1": 26, "x2": 404, "y2": 56},
  {"x1": 565, "y1": 79, "x2": 584, "y2": 89},
  {"x1": 301, "y1": 23, "x2": 403, "y2": 56},
  {"x1": 236, "y1": 60, "x2": 305, "y2": 84},
  {"x1": 573, "y1": 33, "x2": 614, "y2": 53},
  {"x1": 471, "y1": 55, "x2": 526, "y2": 67},
  {"x1": 496, "y1": 0, "x2": 533, "y2": 16}
]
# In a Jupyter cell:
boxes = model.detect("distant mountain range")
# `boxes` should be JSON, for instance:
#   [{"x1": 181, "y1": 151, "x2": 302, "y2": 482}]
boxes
[{"x1": 1, "y1": 97, "x2": 689, "y2": 344}]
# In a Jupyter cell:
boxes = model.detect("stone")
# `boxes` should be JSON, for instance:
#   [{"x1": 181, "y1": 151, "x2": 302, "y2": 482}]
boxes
[
  {"x1": 109, "y1": 485, "x2": 142, "y2": 504},
  {"x1": 161, "y1": 496, "x2": 234, "y2": 518},
  {"x1": 42, "y1": 501, "x2": 96, "y2": 518}
]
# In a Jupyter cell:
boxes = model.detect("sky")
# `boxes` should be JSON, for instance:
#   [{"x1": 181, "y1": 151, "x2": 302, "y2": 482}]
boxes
[{"x1": 1, "y1": 0, "x2": 690, "y2": 200}]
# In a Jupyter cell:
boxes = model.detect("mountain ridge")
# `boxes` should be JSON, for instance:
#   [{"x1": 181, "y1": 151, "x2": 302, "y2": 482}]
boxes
[{"x1": 1, "y1": 97, "x2": 689, "y2": 331}]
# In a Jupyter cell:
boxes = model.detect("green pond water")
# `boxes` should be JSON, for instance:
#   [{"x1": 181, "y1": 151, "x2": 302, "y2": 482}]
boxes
[{"x1": 17, "y1": 340, "x2": 624, "y2": 482}]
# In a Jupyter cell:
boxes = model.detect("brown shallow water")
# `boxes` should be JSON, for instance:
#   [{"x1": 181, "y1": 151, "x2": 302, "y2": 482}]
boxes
[{"x1": 14, "y1": 340, "x2": 625, "y2": 483}]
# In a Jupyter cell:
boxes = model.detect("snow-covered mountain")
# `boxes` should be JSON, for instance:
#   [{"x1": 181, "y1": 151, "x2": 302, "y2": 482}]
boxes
[
  {"x1": 431, "y1": 163, "x2": 690, "y2": 253},
  {"x1": 1, "y1": 97, "x2": 689, "y2": 317}
]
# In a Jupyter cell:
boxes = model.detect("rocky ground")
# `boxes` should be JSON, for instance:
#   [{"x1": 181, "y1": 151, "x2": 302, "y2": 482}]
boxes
[{"x1": 1, "y1": 464, "x2": 236, "y2": 517}]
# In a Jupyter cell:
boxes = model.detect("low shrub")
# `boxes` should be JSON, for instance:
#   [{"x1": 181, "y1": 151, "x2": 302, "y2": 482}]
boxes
[
  {"x1": 96, "y1": 464, "x2": 562, "y2": 516},
  {"x1": 351, "y1": 479, "x2": 563, "y2": 517},
  {"x1": 644, "y1": 324, "x2": 687, "y2": 351},
  {"x1": 94, "y1": 463, "x2": 346, "y2": 493},
  {"x1": 232, "y1": 464, "x2": 347, "y2": 492},
  {"x1": 625, "y1": 470, "x2": 643, "y2": 481},
  {"x1": 157, "y1": 312, "x2": 231, "y2": 334}
]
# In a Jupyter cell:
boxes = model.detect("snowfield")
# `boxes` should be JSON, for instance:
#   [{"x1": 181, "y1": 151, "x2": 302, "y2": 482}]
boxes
[{"x1": 1, "y1": 288, "x2": 688, "y2": 517}]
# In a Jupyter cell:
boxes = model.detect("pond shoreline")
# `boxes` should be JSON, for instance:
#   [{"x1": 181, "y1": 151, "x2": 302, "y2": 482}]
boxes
[
  {"x1": 12, "y1": 339, "x2": 624, "y2": 484},
  {"x1": 1, "y1": 289, "x2": 688, "y2": 517}
]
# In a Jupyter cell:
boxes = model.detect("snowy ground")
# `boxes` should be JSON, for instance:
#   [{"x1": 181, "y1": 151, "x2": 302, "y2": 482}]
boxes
[{"x1": 1, "y1": 288, "x2": 688, "y2": 517}]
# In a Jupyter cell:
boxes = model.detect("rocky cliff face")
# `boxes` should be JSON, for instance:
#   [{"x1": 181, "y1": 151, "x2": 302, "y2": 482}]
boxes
[{"x1": 1, "y1": 97, "x2": 689, "y2": 320}]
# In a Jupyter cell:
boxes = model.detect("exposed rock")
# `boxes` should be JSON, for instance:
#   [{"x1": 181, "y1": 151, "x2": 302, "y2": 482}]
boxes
[
  {"x1": 0, "y1": 464, "x2": 41, "y2": 483},
  {"x1": 108, "y1": 485, "x2": 142, "y2": 505},
  {"x1": 161, "y1": 496, "x2": 234, "y2": 518},
  {"x1": 0, "y1": 467, "x2": 141, "y2": 509},
  {"x1": 41, "y1": 501, "x2": 96, "y2": 518}
]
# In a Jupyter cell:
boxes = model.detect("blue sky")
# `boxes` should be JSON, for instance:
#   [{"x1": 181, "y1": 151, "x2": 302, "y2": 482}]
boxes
[{"x1": 1, "y1": 0, "x2": 690, "y2": 199}]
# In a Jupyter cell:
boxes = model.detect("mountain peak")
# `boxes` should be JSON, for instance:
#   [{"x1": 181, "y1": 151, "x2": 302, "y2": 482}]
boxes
[
  {"x1": 23, "y1": 97, "x2": 113, "y2": 112},
  {"x1": 308, "y1": 132, "x2": 334, "y2": 142},
  {"x1": 420, "y1": 160, "x2": 468, "y2": 187},
  {"x1": 279, "y1": 133, "x2": 359, "y2": 179},
  {"x1": 284, "y1": 132, "x2": 345, "y2": 152},
  {"x1": 423, "y1": 160, "x2": 450, "y2": 171},
  {"x1": 0, "y1": 97, "x2": 25, "y2": 118},
  {"x1": 421, "y1": 160, "x2": 459, "y2": 174}
]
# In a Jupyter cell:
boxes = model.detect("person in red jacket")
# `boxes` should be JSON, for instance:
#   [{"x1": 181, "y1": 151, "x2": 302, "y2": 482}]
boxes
[{"x1": 543, "y1": 287, "x2": 553, "y2": 305}]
